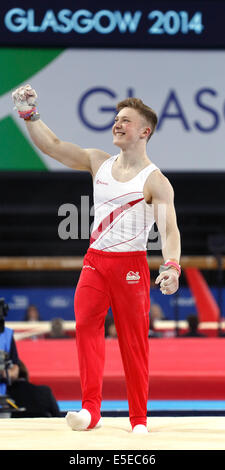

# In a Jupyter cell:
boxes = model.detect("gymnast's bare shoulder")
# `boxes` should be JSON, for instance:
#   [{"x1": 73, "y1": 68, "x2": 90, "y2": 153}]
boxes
[{"x1": 85, "y1": 148, "x2": 111, "y2": 177}]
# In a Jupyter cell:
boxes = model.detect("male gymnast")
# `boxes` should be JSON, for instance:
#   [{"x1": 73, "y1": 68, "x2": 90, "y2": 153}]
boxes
[{"x1": 12, "y1": 85, "x2": 181, "y2": 433}]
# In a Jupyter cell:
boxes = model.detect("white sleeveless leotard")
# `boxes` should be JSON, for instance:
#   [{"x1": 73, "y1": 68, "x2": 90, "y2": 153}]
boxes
[{"x1": 90, "y1": 154, "x2": 159, "y2": 252}]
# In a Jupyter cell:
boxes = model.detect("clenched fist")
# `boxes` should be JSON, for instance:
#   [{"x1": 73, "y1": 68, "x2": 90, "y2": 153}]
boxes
[
  {"x1": 155, "y1": 269, "x2": 179, "y2": 295},
  {"x1": 12, "y1": 84, "x2": 37, "y2": 112}
]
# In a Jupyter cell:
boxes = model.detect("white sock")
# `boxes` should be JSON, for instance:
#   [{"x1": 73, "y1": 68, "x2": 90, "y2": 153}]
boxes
[
  {"x1": 66, "y1": 409, "x2": 102, "y2": 431},
  {"x1": 66, "y1": 409, "x2": 91, "y2": 431},
  {"x1": 132, "y1": 424, "x2": 148, "y2": 434}
]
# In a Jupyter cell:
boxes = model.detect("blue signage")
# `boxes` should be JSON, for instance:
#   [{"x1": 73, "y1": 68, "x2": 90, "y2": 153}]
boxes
[
  {"x1": 77, "y1": 86, "x2": 225, "y2": 134},
  {"x1": 2, "y1": 286, "x2": 223, "y2": 322}
]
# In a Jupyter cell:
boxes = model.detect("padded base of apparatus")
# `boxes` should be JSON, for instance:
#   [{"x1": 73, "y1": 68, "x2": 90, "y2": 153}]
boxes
[{"x1": 17, "y1": 338, "x2": 225, "y2": 400}]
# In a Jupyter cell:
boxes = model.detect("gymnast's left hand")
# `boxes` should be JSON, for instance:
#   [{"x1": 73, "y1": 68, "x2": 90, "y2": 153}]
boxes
[{"x1": 155, "y1": 269, "x2": 179, "y2": 295}]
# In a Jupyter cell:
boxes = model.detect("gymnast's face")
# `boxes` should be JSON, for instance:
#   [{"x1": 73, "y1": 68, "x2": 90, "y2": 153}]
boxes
[{"x1": 112, "y1": 107, "x2": 150, "y2": 149}]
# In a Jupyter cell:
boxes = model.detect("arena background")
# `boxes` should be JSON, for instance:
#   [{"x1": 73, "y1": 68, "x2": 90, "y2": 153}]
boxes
[{"x1": 1, "y1": 0, "x2": 225, "y2": 453}]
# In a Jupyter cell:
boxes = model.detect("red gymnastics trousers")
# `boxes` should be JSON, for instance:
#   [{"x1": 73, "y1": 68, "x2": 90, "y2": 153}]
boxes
[{"x1": 74, "y1": 247, "x2": 150, "y2": 429}]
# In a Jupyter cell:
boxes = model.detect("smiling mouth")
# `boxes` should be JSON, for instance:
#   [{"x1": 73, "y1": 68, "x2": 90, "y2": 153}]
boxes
[{"x1": 115, "y1": 132, "x2": 125, "y2": 136}]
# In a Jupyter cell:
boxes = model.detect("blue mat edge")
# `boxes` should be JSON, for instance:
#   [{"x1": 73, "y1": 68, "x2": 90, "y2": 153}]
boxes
[{"x1": 58, "y1": 400, "x2": 225, "y2": 412}]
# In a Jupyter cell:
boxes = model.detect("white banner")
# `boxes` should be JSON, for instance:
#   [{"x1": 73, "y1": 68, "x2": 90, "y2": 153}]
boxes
[{"x1": 7, "y1": 48, "x2": 225, "y2": 171}]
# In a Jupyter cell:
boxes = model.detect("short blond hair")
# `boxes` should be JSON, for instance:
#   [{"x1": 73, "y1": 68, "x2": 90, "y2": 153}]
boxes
[{"x1": 116, "y1": 97, "x2": 158, "y2": 142}]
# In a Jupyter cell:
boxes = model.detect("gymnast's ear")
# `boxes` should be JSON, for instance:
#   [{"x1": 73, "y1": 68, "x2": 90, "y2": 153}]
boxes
[{"x1": 141, "y1": 126, "x2": 151, "y2": 141}]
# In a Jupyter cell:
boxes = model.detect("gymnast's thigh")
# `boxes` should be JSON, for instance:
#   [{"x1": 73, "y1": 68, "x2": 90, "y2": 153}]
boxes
[{"x1": 74, "y1": 267, "x2": 110, "y2": 327}]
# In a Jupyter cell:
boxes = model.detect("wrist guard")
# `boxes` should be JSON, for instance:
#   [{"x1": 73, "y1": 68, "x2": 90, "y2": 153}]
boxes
[{"x1": 159, "y1": 259, "x2": 181, "y2": 277}]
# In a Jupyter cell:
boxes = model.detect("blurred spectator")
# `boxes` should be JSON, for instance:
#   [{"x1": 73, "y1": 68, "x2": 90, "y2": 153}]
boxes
[
  {"x1": 22, "y1": 305, "x2": 43, "y2": 340},
  {"x1": 150, "y1": 303, "x2": 165, "y2": 323},
  {"x1": 105, "y1": 313, "x2": 117, "y2": 338},
  {"x1": 148, "y1": 302, "x2": 165, "y2": 338},
  {"x1": 0, "y1": 326, "x2": 19, "y2": 396},
  {"x1": 23, "y1": 305, "x2": 42, "y2": 322},
  {"x1": 7, "y1": 360, "x2": 61, "y2": 417},
  {"x1": 46, "y1": 318, "x2": 69, "y2": 339},
  {"x1": 181, "y1": 314, "x2": 206, "y2": 337}
]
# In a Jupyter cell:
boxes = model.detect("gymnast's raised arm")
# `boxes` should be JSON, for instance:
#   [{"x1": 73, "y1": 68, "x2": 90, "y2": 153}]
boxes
[{"x1": 12, "y1": 84, "x2": 109, "y2": 174}]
